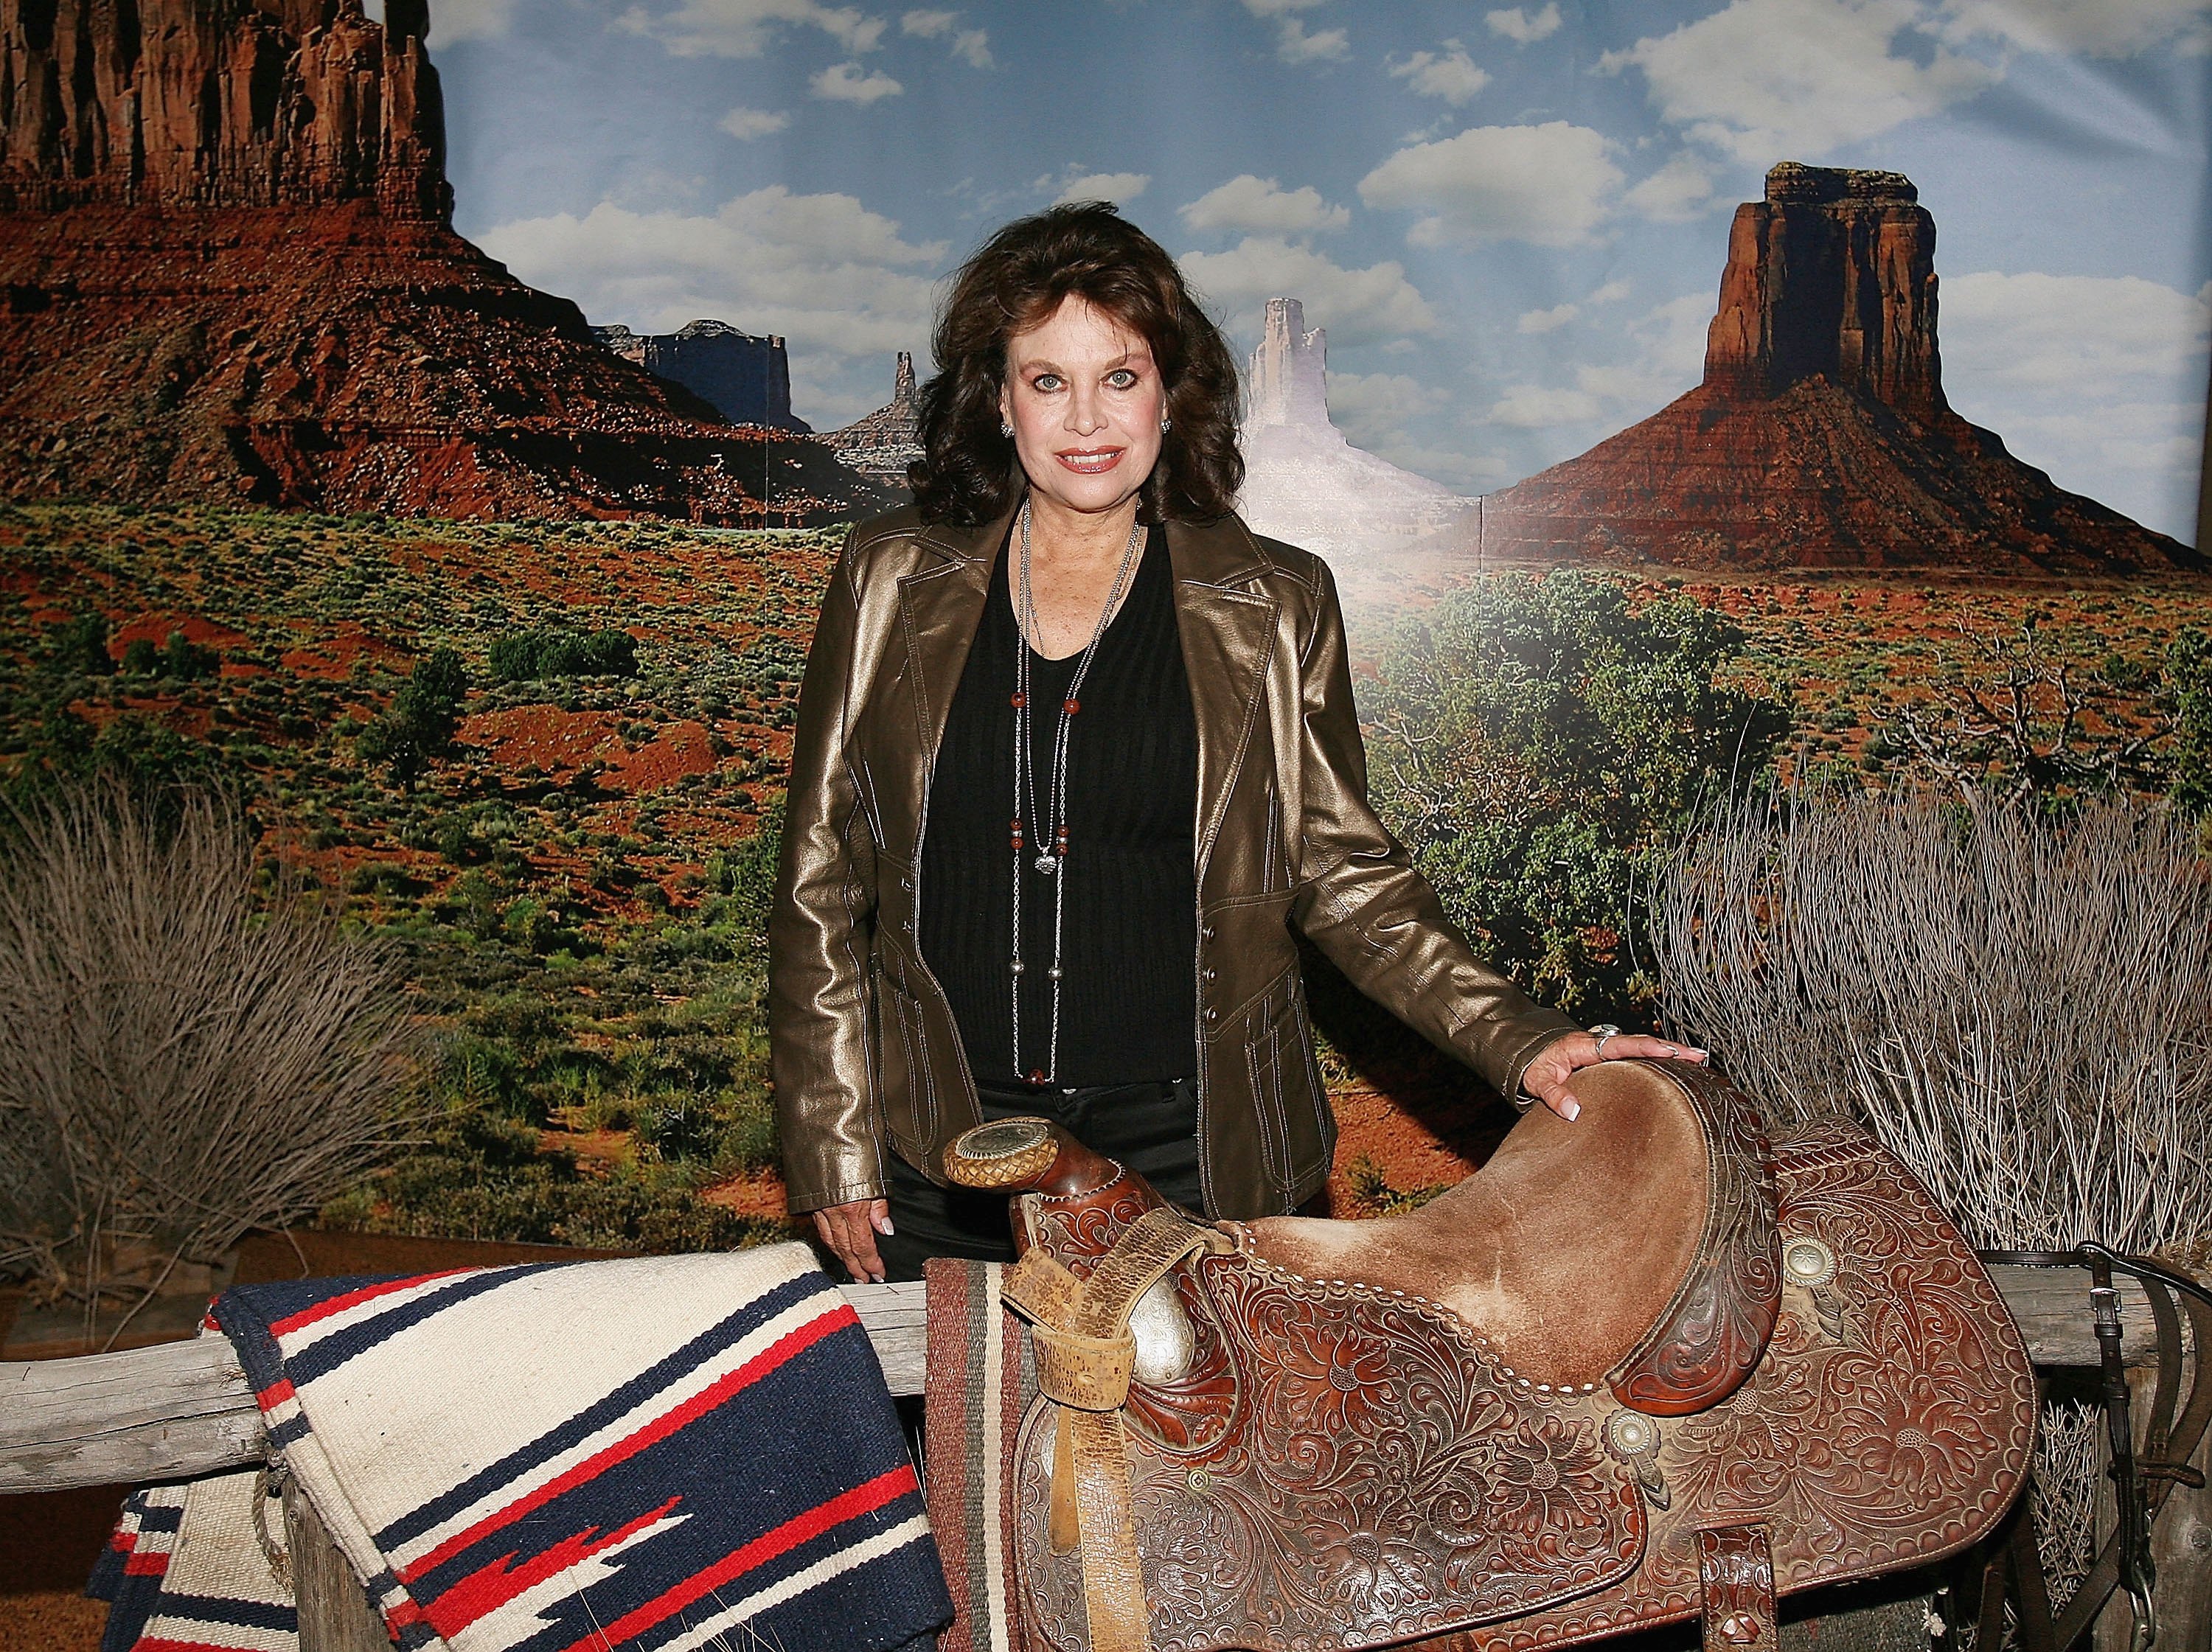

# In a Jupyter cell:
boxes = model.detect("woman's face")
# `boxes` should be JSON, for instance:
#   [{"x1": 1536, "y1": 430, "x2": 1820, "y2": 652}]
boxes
[{"x1": 998, "y1": 294, "x2": 1167, "y2": 520}]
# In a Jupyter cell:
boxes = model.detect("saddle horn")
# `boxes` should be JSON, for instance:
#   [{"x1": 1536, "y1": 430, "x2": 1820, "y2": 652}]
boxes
[{"x1": 942, "y1": 1116, "x2": 1129, "y2": 1200}]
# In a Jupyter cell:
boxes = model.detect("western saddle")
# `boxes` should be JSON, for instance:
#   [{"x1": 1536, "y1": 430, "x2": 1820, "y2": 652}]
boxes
[{"x1": 945, "y1": 1059, "x2": 2037, "y2": 1652}]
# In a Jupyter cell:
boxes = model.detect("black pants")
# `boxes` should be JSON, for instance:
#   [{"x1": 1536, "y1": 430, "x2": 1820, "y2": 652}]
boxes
[{"x1": 874, "y1": 1077, "x2": 1203, "y2": 1283}]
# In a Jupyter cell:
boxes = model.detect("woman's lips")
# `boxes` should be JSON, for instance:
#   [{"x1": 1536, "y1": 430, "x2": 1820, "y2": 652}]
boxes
[{"x1": 1054, "y1": 447, "x2": 1125, "y2": 475}]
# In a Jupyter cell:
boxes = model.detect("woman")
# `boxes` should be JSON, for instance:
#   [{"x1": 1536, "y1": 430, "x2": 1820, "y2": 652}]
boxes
[{"x1": 770, "y1": 203, "x2": 1697, "y2": 1284}]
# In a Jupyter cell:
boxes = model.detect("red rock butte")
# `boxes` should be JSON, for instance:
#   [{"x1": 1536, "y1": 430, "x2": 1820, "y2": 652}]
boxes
[
  {"x1": 0, "y1": 0, "x2": 897, "y2": 523},
  {"x1": 1481, "y1": 162, "x2": 2200, "y2": 572}
]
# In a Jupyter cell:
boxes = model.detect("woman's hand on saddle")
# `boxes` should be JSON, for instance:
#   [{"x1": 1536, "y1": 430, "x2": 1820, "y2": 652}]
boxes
[
  {"x1": 1520, "y1": 1030, "x2": 1709, "y2": 1123},
  {"x1": 813, "y1": 1199, "x2": 894, "y2": 1284}
]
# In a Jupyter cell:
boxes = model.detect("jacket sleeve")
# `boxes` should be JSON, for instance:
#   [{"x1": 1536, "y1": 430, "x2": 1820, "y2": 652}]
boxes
[
  {"x1": 768, "y1": 534, "x2": 889, "y2": 1212},
  {"x1": 1287, "y1": 559, "x2": 1579, "y2": 1104}
]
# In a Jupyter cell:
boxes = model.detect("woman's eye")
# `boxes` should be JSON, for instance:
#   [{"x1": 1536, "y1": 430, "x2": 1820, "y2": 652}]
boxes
[
  {"x1": 1032, "y1": 373, "x2": 1062, "y2": 392},
  {"x1": 1106, "y1": 369, "x2": 1138, "y2": 389}
]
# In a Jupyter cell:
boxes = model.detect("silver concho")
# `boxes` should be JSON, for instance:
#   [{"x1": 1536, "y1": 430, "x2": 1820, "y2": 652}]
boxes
[
  {"x1": 1781, "y1": 1235, "x2": 1840, "y2": 1290},
  {"x1": 1604, "y1": 1409, "x2": 1669, "y2": 1509}
]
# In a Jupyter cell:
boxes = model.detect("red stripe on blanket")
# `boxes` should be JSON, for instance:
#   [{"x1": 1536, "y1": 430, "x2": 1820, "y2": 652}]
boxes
[
  {"x1": 397, "y1": 1301, "x2": 860, "y2": 1586},
  {"x1": 549, "y1": 1465, "x2": 919, "y2": 1652},
  {"x1": 417, "y1": 1496, "x2": 685, "y2": 1639},
  {"x1": 122, "y1": 1552, "x2": 173, "y2": 1577},
  {"x1": 253, "y1": 1378, "x2": 294, "y2": 1412},
  {"x1": 267, "y1": 1269, "x2": 476, "y2": 1336}
]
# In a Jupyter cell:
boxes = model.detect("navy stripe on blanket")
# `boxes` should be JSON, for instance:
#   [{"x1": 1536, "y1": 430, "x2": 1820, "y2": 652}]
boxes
[
  {"x1": 152, "y1": 1593, "x2": 300, "y2": 1631},
  {"x1": 372, "y1": 1269, "x2": 825, "y2": 1556},
  {"x1": 196, "y1": 1252, "x2": 950, "y2": 1652},
  {"x1": 222, "y1": 1264, "x2": 571, "y2": 1389}
]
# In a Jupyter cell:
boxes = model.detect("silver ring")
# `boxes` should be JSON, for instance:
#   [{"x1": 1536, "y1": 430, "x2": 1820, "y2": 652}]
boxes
[{"x1": 1588, "y1": 1023, "x2": 1622, "y2": 1059}]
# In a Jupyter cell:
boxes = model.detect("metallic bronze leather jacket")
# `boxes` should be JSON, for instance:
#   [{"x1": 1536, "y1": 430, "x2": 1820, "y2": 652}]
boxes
[{"x1": 768, "y1": 502, "x2": 1578, "y2": 1219}]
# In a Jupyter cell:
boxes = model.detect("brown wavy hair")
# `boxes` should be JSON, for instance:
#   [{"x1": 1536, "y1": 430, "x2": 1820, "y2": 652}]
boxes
[{"x1": 911, "y1": 203, "x2": 1243, "y2": 526}]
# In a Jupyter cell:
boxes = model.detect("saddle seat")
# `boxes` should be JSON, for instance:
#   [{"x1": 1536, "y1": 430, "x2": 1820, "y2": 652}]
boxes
[{"x1": 1245, "y1": 1060, "x2": 1736, "y2": 1398}]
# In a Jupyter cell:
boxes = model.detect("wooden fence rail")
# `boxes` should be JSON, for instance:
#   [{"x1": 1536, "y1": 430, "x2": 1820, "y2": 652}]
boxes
[{"x1": 0, "y1": 1269, "x2": 2172, "y2": 1497}]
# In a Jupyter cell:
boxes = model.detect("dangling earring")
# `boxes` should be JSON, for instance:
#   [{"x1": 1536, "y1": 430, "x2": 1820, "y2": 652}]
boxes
[
  {"x1": 1001, "y1": 420, "x2": 1014, "y2": 438},
  {"x1": 1159, "y1": 417, "x2": 1172, "y2": 433}
]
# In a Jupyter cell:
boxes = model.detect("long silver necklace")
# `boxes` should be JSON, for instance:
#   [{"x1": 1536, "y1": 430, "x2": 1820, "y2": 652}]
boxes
[{"x1": 1009, "y1": 498, "x2": 1144, "y2": 1087}]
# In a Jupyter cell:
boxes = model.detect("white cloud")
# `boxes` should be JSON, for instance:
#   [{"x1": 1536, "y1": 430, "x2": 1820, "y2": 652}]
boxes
[
  {"x1": 426, "y1": 0, "x2": 520, "y2": 41},
  {"x1": 1357, "y1": 122, "x2": 1622, "y2": 247},
  {"x1": 1053, "y1": 172, "x2": 1151, "y2": 206},
  {"x1": 720, "y1": 105, "x2": 790, "y2": 139},
  {"x1": 1238, "y1": 0, "x2": 1349, "y2": 61},
  {"x1": 901, "y1": 7, "x2": 992, "y2": 66},
  {"x1": 476, "y1": 185, "x2": 945, "y2": 359},
  {"x1": 616, "y1": 0, "x2": 887, "y2": 57},
  {"x1": 812, "y1": 60, "x2": 902, "y2": 101},
  {"x1": 1517, "y1": 302, "x2": 1579, "y2": 333},
  {"x1": 1178, "y1": 237, "x2": 1437, "y2": 345},
  {"x1": 1938, "y1": 0, "x2": 2212, "y2": 57},
  {"x1": 1486, "y1": 4, "x2": 1562, "y2": 43},
  {"x1": 1388, "y1": 45, "x2": 1491, "y2": 103},
  {"x1": 1942, "y1": 271, "x2": 2210, "y2": 390},
  {"x1": 1322, "y1": 372, "x2": 1505, "y2": 489},
  {"x1": 1600, "y1": 0, "x2": 1994, "y2": 165},
  {"x1": 1623, "y1": 292, "x2": 1717, "y2": 390},
  {"x1": 1180, "y1": 175, "x2": 1349, "y2": 235},
  {"x1": 1486, "y1": 383, "x2": 1607, "y2": 427},
  {"x1": 1624, "y1": 153, "x2": 1719, "y2": 220},
  {"x1": 1486, "y1": 292, "x2": 1714, "y2": 429},
  {"x1": 1942, "y1": 271, "x2": 2210, "y2": 534},
  {"x1": 1276, "y1": 18, "x2": 1350, "y2": 60}
]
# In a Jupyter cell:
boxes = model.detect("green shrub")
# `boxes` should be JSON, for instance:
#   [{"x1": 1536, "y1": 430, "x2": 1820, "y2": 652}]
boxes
[
  {"x1": 2171, "y1": 627, "x2": 2212, "y2": 818},
  {"x1": 489, "y1": 628, "x2": 639, "y2": 682},
  {"x1": 46, "y1": 614, "x2": 114, "y2": 679},
  {"x1": 121, "y1": 638, "x2": 160, "y2": 675},
  {"x1": 1364, "y1": 571, "x2": 1790, "y2": 1022},
  {"x1": 358, "y1": 648, "x2": 467, "y2": 791},
  {"x1": 161, "y1": 632, "x2": 220, "y2": 680}
]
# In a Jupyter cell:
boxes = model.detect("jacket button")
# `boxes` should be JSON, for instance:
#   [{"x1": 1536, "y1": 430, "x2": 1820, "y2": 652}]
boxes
[
  {"x1": 1203, "y1": 967, "x2": 1217, "y2": 983},
  {"x1": 1201, "y1": 924, "x2": 1215, "y2": 941},
  {"x1": 1205, "y1": 1007, "x2": 1218, "y2": 1024}
]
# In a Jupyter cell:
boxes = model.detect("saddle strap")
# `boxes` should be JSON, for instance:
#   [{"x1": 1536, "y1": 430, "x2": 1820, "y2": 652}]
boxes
[
  {"x1": 1697, "y1": 1524, "x2": 1776, "y2": 1652},
  {"x1": 1001, "y1": 1207, "x2": 1225, "y2": 1652}
]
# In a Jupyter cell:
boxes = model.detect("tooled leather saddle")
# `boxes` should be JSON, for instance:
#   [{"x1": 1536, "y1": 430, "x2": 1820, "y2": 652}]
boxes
[{"x1": 942, "y1": 1059, "x2": 2038, "y2": 1652}]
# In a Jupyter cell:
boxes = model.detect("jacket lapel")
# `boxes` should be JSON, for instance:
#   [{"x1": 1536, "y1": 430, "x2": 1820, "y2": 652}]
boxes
[
  {"x1": 896, "y1": 504, "x2": 1012, "y2": 785},
  {"x1": 1167, "y1": 516, "x2": 1280, "y2": 884}
]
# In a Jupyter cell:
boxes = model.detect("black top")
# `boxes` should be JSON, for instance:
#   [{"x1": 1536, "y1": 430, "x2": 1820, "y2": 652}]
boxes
[{"x1": 918, "y1": 524, "x2": 1200, "y2": 1085}]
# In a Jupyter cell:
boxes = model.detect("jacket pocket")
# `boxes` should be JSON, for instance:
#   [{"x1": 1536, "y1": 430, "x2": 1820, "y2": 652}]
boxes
[
  {"x1": 1242, "y1": 971, "x2": 1332, "y2": 1200},
  {"x1": 874, "y1": 968, "x2": 937, "y2": 1157}
]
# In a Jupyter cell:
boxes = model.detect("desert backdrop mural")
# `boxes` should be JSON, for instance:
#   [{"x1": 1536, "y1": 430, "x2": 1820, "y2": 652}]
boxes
[
  {"x1": 1, "y1": 0, "x2": 2208, "y2": 1255},
  {"x1": 3, "y1": 0, "x2": 2211, "y2": 1642}
]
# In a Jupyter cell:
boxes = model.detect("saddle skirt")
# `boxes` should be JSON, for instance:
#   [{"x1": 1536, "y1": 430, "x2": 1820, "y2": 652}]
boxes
[{"x1": 946, "y1": 1060, "x2": 2037, "y2": 1652}]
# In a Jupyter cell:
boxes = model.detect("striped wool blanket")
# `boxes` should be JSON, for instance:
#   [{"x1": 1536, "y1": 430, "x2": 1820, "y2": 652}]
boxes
[
  {"x1": 92, "y1": 1244, "x2": 950, "y2": 1652},
  {"x1": 91, "y1": 1476, "x2": 297, "y2": 1652},
  {"x1": 922, "y1": 1258, "x2": 1038, "y2": 1652}
]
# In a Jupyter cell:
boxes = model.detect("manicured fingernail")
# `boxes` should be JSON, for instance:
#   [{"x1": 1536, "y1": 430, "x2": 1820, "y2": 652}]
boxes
[
  {"x1": 1560, "y1": 1097, "x2": 1581, "y2": 1121},
  {"x1": 878, "y1": 1216, "x2": 896, "y2": 1235}
]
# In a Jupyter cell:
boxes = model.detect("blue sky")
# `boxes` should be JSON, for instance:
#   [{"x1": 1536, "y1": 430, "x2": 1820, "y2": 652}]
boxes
[{"x1": 392, "y1": 0, "x2": 2211, "y2": 541}]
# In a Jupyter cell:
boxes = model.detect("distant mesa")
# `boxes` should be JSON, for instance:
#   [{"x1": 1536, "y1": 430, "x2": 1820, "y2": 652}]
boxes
[
  {"x1": 1481, "y1": 161, "x2": 2199, "y2": 571},
  {"x1": 594, "y1": 321, "x2": 813, "y2": 432},
  {"x1": 1237, "y1": 299, "x2": 1471, "y2": 560},
  {"x1": 821, "y1": 352, "x2": 924, "y2": 487},
  {"x1": 0, "y1": 0, "x2": 896, "y2": 525}
]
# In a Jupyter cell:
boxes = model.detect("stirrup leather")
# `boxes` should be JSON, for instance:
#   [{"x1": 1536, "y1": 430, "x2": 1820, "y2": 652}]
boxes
[{"x1": 1000, "y1": 1206, "x2": 1230, "y2": 1652}]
